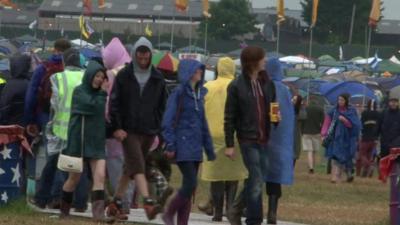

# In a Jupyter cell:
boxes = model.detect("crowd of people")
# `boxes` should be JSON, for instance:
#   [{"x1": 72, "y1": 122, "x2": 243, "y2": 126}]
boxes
[{"x1": 0, "y1": 35, "x2": 399, "y2": 225}]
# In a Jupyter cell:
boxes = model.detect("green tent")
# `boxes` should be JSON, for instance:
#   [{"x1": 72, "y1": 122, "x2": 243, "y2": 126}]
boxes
[
  {"x1": 318, "y1": 55, "x2": 336, "y2": 61},
  {"x1": 377, "y1": 60, "x2": 400, "y2": 74},
  {"x1": 285, "y1": 69, "x2": 322, "y2": 78}
]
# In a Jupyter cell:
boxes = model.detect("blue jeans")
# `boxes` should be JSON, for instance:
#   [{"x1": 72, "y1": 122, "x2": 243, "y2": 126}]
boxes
[
  {"x1": 35, "y1": 153, "x2": 90, "y2": 209},
  {"x1": 176, "y1": 162, "x2": 200, "y2": 199},
  {"x1": 240, "y1": 142, "x2": 268, "y2": 225}
]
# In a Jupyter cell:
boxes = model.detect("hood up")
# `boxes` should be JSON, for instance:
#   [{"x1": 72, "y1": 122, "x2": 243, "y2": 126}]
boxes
[
  {"x1": 10, "y1": 54, "x2": 31, "y2": 79},
  {"x1": 266, "y1": 57, "x2": 284, "y2": 81},
  {"x1": 217, "y1": 57, "x2": 235, "y2": 80},
  {"x1": 102, "y1": 37, "x2": 131, "y2": 70}
]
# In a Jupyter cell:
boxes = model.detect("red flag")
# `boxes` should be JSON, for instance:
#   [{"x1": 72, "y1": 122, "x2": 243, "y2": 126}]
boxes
[
  {"x1": 368, "y1": 0, "x2": 381, "y2": 28},
  {"x1": 83, "y1": 0, "x2": 92, "y2": 15},
  {"x1": 0, "y1": 0, "x2": 18, "y2": 9}
]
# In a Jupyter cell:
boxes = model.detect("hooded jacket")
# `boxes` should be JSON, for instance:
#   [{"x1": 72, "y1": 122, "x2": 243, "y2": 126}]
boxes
[
  {"x1": 62, "y1": 61, "x2": 107, "y2": 159},
  {"x1": 224, "y1": 62, "x2": 275, "y2": 148},
  {"x1": 110, "y1": 37, "x2": 166, "y2": 135},
  {"x1": 24, "y1": 54, "x2": 64, "y2": 126},
  {"x1": 162, "y1": 59, "x2": 215, "y2": 162},
  {"x1": 201, "y1": 57, "x2": 247, "y2": 181},
  {"x1": 263, "y1": 58, "x2": 294, "y2": 185},
  {"x1": 0, "y1": 54, "x2": 31, "y2": 125},
  {"x1": 379, "y1": 107, "x2": 400, "y2": 157}
]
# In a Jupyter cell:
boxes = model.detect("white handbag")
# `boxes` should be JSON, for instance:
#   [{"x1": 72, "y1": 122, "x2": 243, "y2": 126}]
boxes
[{"x1": 57, "y1": 116, "x2": 85, "y2": 173}]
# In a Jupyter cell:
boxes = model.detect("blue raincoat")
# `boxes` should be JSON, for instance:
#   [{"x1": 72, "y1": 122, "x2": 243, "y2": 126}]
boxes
[
  {"x1": 162, "y1": 59, "x2": 215, "y2": 162},
  {"x1": 263, "y1": 58, "x2": 295, "y2": 185},
  {"x1": 325, "y1": 106, "x2": 360, "y2": 168}
]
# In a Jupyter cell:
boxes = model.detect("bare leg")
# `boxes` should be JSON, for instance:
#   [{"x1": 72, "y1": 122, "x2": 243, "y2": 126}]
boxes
[
  {"x1": 90, "y1": 159, "x2": 106, "y2": 191},
  {"x1": 134, "y1": 173, "x2": 150, "y2": 198}
]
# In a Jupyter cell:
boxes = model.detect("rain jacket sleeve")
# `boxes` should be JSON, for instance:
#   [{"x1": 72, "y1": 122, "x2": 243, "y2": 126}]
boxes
[
  {"x1": 109, "y1": 74, "x2": 122, "y2": 130},
  {"x1": 224, "y1": 81, "x2": 238, "y2": 148},
  {"x1": 202, "y1": 110, "x2": 216, "y2": 161},
  {"x1": 71, "y1": 87, "x2": 107, "y2": 116},
  {"x1": 161, "y1": 88, "x2": 179, "y2": 152},
  {"x1": 24, "y1": 64, "x2": 45, "y2": 125}
]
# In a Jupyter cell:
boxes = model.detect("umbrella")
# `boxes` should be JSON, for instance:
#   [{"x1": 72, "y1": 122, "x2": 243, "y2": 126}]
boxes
[
  {"x1": 319, "y1": 81, "x2": 377, "y2": 105},
  {"x1": 157, "y1": 53, "x2": 179, "y2": 73},
  {"x1": 152, "y1": 52, "x2": 165, "y2": 66}
]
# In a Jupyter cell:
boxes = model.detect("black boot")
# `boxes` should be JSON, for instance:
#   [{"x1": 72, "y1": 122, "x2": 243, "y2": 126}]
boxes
[
  {"x1": 227, "y1": 186, "x2": 245, "y2": 225},
  {"x1": 267, "y1": 195, "x2": 279, "y2": 225},
  {"x1": 211, "y1": 181, "x2": 224, "y2": 222},
  {"x1": 225, "y1": 181, "x2": 238, "y2": 216}
]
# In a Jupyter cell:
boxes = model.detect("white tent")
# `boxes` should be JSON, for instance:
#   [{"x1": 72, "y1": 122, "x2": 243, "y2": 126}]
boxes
[
  {"x1": 279, "y1": 56, "x2": 314, "y2": 64},
  {"x1": 390, "y1": 55, "x2": 400, "y2": 65},
  {"x1": 70, "y1": 39, "x2": 96, "y2": 49},
  {"x1": 353, "y1": 57, "x2": 382, "y2": 65}
]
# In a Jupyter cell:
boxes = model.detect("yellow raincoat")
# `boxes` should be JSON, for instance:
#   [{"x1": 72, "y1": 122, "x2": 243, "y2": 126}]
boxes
[{"x1": 201, "y1": 57, "x2": 248, "y2": 181}]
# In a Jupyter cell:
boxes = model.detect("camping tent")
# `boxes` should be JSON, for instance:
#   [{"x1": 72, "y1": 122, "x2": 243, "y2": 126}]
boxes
[{"x1": 319, "y1": 81, "x2": 377, "y2": 105}]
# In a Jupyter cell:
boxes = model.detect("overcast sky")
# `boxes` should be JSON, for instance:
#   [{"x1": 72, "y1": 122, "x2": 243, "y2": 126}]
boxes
[{"x1": 249, "y1": 0, "x2": 400, "y2": 20}]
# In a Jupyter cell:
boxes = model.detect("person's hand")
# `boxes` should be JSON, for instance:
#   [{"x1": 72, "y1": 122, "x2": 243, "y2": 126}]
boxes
[
  {"x1": 26, "y1": 124, "x2": 39, "y2": 137},
  {"x1": 225, "y1": 147, "x2": 236, "y2": 160},
  {"x1": 113, "y1": 129, "x2": 127, "y2": 142},
  {"x1": 164, "y1": 151, "x2": 176, "y2": 160},
  {"x1": 338, "y1": 115, "x2": 346, "y2": 121},
  {"x1": 101, "y1": 80, "x2": 109, "y2": 92}
]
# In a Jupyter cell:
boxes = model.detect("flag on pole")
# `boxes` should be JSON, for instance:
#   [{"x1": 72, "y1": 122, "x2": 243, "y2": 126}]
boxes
[
  {"x1": 175, "y1": 0, "x2": 188, "y2": 12},
  {"x1": 369, "y1": 53, "x2": 380, "y2": 70},
  {"x1": 202, "y1": 0, "x2": 211, "y2": 18},
  {"x1": 311, "y1": 0, "x2": 319, "y2": 27},
  {"x1": 83, "y1": 0, "x2": 92, "y2": 15},
  {"x1": 277, "y1": 0, "x2": 285, "y2": 24},
  {"x1": 28, "y1": 20, "x2": 37, "y2": 30},
  {"x1": 98, "y1": 0, "x2": 105, "y2": 9},
  {"x1": 145, "y1": 24, "x2": 153, "y2": 37},
  {"x1": 79, "y1": 15, "x2": 94, "y2": 39},
  {"x1": 368, "y1": 0, "x2": 381, "y2": 28},
  {"x1": 0, "y1": 0, "x2": 17, "y2": 9}
]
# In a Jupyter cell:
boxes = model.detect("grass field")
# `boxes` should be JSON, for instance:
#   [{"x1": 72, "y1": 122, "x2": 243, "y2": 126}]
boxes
[{"x1": 0, "y1": 156, "x2": 390, "y2": 225}]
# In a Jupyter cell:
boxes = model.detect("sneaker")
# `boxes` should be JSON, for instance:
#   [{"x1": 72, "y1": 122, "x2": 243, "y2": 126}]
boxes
[
  {"x1": 106, "y1": 202, "x2": 128, "y2": 221},
  {"x1": 143, "y1": 198, "x2": 162, "y2": 221},
  {"x1": 27, "y1": 198, "x2": 46, "y2": 210}
]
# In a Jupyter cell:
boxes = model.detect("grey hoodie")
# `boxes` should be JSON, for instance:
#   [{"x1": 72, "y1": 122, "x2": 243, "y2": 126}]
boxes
[{"x1": 132, "y1": 37, "x2": 153, "y2": 94}]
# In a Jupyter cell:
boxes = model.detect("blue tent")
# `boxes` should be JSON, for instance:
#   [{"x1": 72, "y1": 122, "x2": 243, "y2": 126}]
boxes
[
  {"x1": 370, "y1": 76, "x2": 400, "y2": 92},
  {"x1": 320, "y1": 81, "x2": 377, "y2": 105},
  {"x1": 79, "y1": 48, "x2": 101, "y2": 60}
]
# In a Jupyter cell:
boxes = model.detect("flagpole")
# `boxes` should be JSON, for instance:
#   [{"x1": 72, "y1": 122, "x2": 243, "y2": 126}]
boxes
[
  {"x1": 170, "y1": 7, "x2": 176, "y2": 52},
  {"x1": 348, "y1": 3, "x2": 356, "y2": 44},
  {"x1": 204, "y1": 17, "x2": 208, "y2": 56},
  {"x1": 189, "y1": 12, "x2": 192, "y2": 53},
  {"x1": 276, "y1": 23, "x2": 280, "y2": 53},
  {"x1": 101, "y1": 7, "x2": 105, "y2": 45},
  {"x1": 362, "y1": 26, "x2": 373, "y2": 108},
  {"x1": 305, "y1": 26, "x2": 314, "y2": 103}
]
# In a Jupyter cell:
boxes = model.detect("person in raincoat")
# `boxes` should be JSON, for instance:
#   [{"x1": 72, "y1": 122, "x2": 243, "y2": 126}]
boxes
[
  {"x1": 264, "y1": 58, "x2": 295, "y2": 224},
  {"x1": 102, "y1": 37, "x2": 134, "y2": 214},
  {"x1": 321, "y1": 93, "x2": 361, "y2": 183},
  {"x1": 59, "y1": 61, "x2": 110, "y2": 222},
  {"x1": 200, "y1": 57, "x2": 248, "y2": 222},
  {"x1": 162, "y1": 59, "x2": 216, "y2": 225},
  {"x1": 0, "y1": 54, "x2": 31, "y2": 125}
]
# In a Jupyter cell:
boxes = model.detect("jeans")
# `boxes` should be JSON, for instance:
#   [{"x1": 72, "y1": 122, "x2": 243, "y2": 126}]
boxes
[
  {"x1": 240, "y1": 142, "x2": 268, "y2": 225},
  {"x1": 34, "y1": 153, "x2": 90, "y2": 209},
  {"x1": 176, "y1": 162, "x2": 200, "y2": 199}
]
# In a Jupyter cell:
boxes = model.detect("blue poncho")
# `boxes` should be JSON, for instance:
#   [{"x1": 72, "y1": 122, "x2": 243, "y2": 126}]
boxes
[
  {"x1": 325, "y1": 106, "x2": 361, "y2": 169},
  {"x1": 263, "y1": 58, "x2": 295, "y2": 185}
]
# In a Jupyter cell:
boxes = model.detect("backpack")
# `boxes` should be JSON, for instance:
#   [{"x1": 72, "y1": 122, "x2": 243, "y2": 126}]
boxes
[{"x1": 36, "y1": 61, "x2": 64, "y2": 114}]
